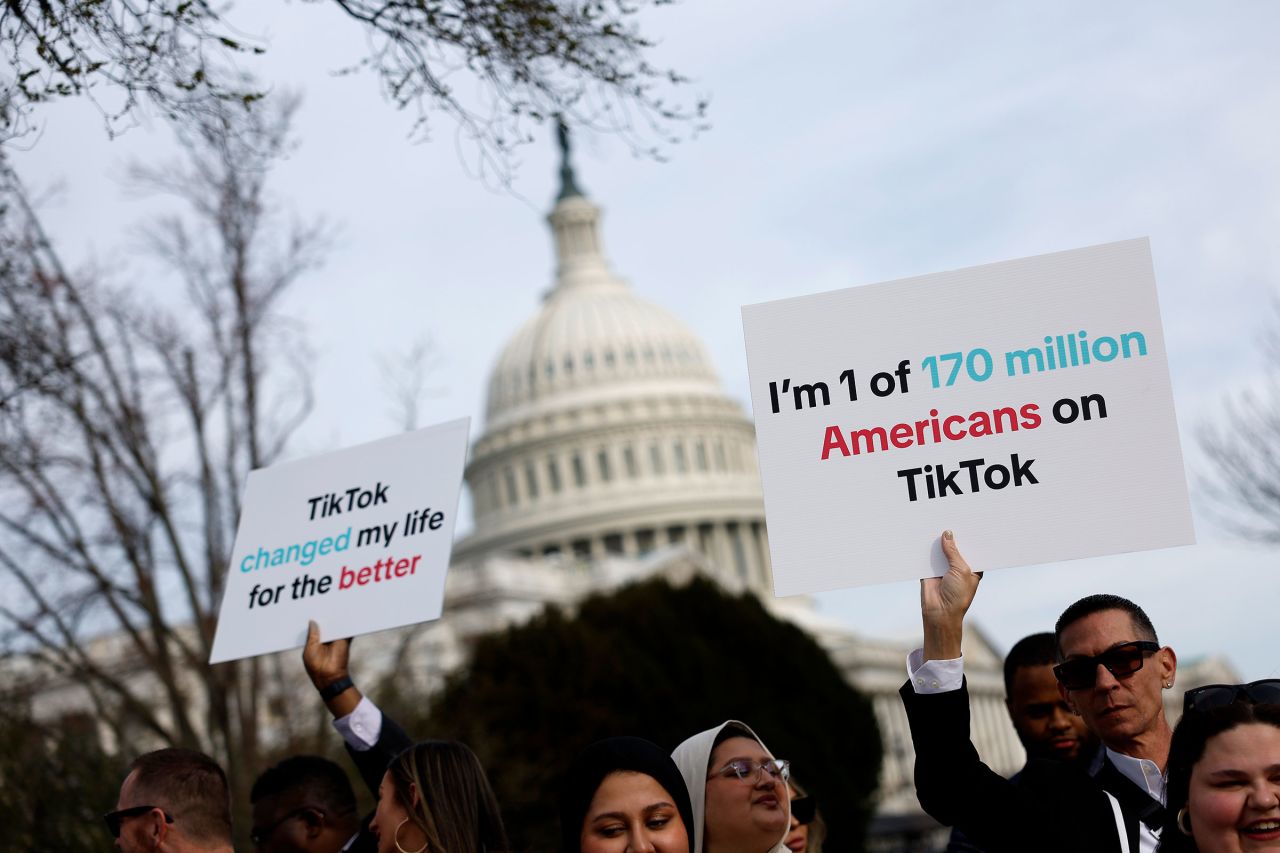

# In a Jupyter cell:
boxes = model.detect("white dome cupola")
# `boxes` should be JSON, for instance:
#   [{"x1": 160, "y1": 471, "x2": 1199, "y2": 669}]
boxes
[{"x1": 454, "y1": 123, "x2": 772, "y2": 590}]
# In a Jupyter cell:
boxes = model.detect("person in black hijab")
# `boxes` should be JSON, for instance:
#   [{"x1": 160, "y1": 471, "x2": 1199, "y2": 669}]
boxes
[{"x1": 561, "y1": 737, "x2": 696, "y2": 853}]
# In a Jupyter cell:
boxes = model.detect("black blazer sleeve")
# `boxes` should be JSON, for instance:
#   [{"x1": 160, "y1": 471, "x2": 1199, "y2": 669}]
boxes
[
  {"x1": 899, "y1": 678, "x2": 1122, "y2": 853},
  {"x1": 347, "y1": 709, "x2": 414, "y2": 797}
]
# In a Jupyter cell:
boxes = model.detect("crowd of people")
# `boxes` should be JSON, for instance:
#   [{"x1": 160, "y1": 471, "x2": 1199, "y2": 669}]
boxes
[
  {"x1": 910, "y1": 531, "x2": 1279, "y2": 853},
  {"x1": 103, "y1": 531, "x2": 1277, "y2": 853}
]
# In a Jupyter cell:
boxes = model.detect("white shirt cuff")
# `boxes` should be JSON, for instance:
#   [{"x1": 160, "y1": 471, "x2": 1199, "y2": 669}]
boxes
[
  {"x1": 905, "y1": 648, "x2": 965, "y2": 693},
  {"x1": 333, "y1": 696, "x2": 382, "y2": 751}
]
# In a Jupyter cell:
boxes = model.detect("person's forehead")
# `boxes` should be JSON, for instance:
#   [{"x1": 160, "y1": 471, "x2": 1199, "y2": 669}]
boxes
[
  {"x1": 1196, "y1": 723, "x2": 1280, "y2": 772},
  {"x1": 589, "y1": 770, "x2": 672, "y2": 813},
  {"x1": 710, "y1": 735, "x2": 768, "y2": 763},
  {"x1": 252, "y1": 791, "x2": 287, "y2": 825},
  {"x1": 1009, "y1": 663, "x2": 1061, "y2": 702},
  {"x1": 1059, "y1": 608, "x2": 1142, "y2": 656}
]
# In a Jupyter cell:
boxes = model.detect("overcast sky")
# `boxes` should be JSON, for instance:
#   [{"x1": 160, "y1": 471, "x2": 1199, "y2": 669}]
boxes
[{"x1": 11, "y1": 1, "x2": 1280, "y2": 680}]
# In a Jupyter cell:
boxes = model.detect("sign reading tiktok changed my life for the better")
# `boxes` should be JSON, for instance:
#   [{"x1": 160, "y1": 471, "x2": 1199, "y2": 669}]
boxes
[
  {"x1": 741, "y1": 239, "x2": 1195, "y2": 596},
  {"x1": 209, "y1": 418, "x2": 469, "y2": 664}
]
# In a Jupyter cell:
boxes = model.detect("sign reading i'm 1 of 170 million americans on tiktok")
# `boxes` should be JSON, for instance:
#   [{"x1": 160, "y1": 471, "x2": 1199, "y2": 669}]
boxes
[
  {"x1": 209, "y1": 418, "x2": 469, "y2": 664},
  {"x1": 741, "y1": 238, "x2": 1194, "y2": 596}
]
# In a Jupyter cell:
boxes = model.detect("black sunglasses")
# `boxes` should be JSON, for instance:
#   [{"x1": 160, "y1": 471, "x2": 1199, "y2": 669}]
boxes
[
  {"x1": 103, "y1": 805, "x2": 173, "y2": 838},
  {"x1": 791, "y1": 796, "x2": 818, "y2": 825},
  {"x1": 1053, "y1": 641, "x2": 1161, "y2": 691},
  {"x1": 1183, "y1": 679, "x2": 1280, "y2": 715},
  {"x1": 250, "y1": 806, "x2": 323, "y2": 845}
]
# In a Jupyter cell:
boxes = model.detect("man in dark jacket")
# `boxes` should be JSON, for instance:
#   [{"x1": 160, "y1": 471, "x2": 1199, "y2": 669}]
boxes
[
  {"x1": 902, "y1": 531, "x2": 1176, "y2": 853},
  {"x1": 945, "y1": 632, "x2": 1099, "y2": 852}
]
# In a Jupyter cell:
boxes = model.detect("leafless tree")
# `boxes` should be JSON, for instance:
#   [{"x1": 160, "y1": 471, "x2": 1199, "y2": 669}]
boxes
[
  {"x1": 1197, "y1": 302, "x2": 1280, "y2": 543},
  {"x1": 378, "y1": 335, "x2": 444, "y2": 431},
  {"x1": 0, "y1": 93, "x2": 329, "y2": 805},
  {"x1": 0, "y1": 0, "x2": 708, "y2": 177}
]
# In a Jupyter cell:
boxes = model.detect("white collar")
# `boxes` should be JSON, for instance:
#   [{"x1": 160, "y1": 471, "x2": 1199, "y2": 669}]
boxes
[{"x1": 1105, "y1": 747, "x2": 1166, "y2": 803}]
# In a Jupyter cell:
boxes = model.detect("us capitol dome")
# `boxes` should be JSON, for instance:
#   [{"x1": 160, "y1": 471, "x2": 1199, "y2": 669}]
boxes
[
  {"x1": 435, "y1": 137, "x2": 1039, "y2": 847},
  {"x1": 452, "y1": 144, "x2": 772, "y2": 592}
]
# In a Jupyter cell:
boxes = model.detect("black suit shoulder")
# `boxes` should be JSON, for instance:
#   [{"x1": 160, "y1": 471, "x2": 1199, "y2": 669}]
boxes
[{"x1": 899, "y1": 679, "x2": 1123, "y2": 853}]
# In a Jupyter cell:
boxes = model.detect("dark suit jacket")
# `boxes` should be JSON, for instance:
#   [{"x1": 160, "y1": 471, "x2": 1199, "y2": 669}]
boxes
[
  {"x1": 344, "y1": 710, "x2": 414, "y2": 853},
  {"x1": 946, "y1": 746, "x2": 1129, "y2": 853},
  {"x1": 900, "y1": 679, "x2": 1142, "y2": 853}
]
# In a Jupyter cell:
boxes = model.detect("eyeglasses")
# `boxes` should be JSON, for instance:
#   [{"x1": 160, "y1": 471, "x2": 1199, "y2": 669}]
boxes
[
  {"x1": 1183, "y1": 679, "x2": 1280, "y2": 715},
  {"x1": 1053, "y1": 641, "x2": 1161, "y2": 690},
  {"x1": 708, "y1": 758, "x2": 791, "y2": 783},
  {"x1": 103, "y1": 805, "x2": 173, "y2": 838},
  {"x1": 250, "y1": 807, "x2": 323, "y2": 846},
  {"x1": 791, "y1": 796, "x2": 818, "y2": 825}
]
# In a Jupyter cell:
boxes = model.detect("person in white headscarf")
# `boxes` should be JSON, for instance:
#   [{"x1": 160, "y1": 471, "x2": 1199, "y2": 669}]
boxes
[{"x1": 672, "y1": 721, "x2": 791, "y2": 853}]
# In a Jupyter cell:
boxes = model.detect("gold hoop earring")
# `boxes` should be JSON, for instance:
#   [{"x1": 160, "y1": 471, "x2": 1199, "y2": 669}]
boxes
[
  {"x1": 1177, "y1": 807, "x2": 1193, "y2": 836},
  {"x1": 395, "y1": 817, "x2": 428, "y2": 853}
]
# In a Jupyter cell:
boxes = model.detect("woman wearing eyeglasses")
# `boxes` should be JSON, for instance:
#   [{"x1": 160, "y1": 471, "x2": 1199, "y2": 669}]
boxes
[
  {"x1": 561, "y1": 736, "x2": 695, "y2": 853},
  {"x1": 1157, "y1": 682, "x2": 1280, "y2": 853},
  {"x1": 672, "y1": 721, "x2": 791, "y2": 853}
]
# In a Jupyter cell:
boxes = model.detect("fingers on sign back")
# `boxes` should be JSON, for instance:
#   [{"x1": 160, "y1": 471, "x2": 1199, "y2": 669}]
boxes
[{"x1": 941, "y1": 530, "x2": 982, "y2": 579}]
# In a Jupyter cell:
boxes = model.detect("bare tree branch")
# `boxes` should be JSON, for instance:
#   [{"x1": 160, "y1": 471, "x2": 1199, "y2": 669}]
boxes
[
  {"x1": 378, "y1": 334, "x2": 444, "y2": 431},
  {"x1": 1, "y1": 1, "x2": 707, "y2": 180},
  {"x1": 1197, "y1": 300, "x2": 1280, "y2": 543},
  {"x1": 0, "y1": 92, "x2": 328, "y2": 804}
]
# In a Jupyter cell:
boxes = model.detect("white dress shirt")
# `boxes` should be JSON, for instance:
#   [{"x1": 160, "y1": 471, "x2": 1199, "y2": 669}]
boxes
[
  {"x1": 333, "y1": 695, "x2": 383, "y2": 751},
  {"x1": 905, "y1": 648, "x2": 965, "y2": 693},
  {"x1": 1103, "y1": 747, "x2": 1164, "y2": 853}
]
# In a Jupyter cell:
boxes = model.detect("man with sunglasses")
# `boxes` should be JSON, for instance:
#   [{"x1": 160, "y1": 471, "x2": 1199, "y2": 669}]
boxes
[
  {"x1": 899, "y1": 531, "x2": 1178, "y2": 853},
  {"x1": 107, "y1": 747, "x2": 234, "y2": 852},
  {"x1": 249, "y1": 756, "x2": 366, "y2": 852},
  {"x1": 1052, "y1": 591, "x2": 1177, "y2": 853}
]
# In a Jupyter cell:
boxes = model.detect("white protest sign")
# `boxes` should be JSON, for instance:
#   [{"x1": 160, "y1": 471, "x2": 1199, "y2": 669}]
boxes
[
  {"x1": 741, "y1": 238, "x2": 1194, "y2": 596},
  {"x1": 209, "y1": 418, "x2": 469, "y2": 663}
]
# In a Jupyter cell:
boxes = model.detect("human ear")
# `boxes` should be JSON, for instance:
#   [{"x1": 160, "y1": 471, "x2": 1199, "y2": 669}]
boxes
[
  {"x1": 304, "y1": 808, "x2": 324, "y2": 838},
  {"x1": 150, "y1": 808, "x2": 170, "y2": 846}
]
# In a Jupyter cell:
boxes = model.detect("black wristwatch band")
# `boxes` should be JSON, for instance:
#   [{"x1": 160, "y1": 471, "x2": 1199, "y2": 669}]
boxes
[{"x1": 318, "y1": 675, "x2": 354, "y2": 701}]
